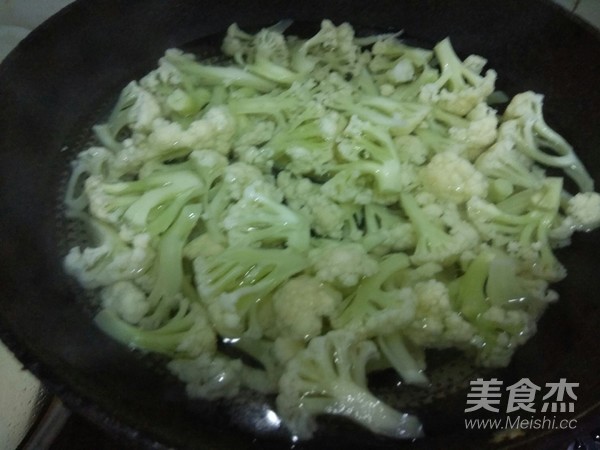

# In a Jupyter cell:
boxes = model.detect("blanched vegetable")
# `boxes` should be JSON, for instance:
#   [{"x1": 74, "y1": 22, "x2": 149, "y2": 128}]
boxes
[{"x1": 64, "y1": 20, "x2": 600, "y2": 441}]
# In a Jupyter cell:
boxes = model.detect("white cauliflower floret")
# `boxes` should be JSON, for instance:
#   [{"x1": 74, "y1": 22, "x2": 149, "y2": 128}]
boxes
[
  {"x1": 64, "y1": 222, "x2": 154, "y2": 289},
  {"x1": 273, "y1": 336, "x2": 306, "y2": 365},
  {"x1": 471, "y1": 306, "x2": 538, "y2": 368},
  {"x1": 234, "y1": 145, "x2": 275, "y2": 173},
  {"x1": 272, "y1": 275, "x2": 342, "y2": 339},
  {"x1": 309, "y1": 242, "x2": 379, "y2": 287},
  {"x1": 566, "y1": 192, "x2": 600, "y2": 231},
  {"x1": 406, "y1": 280, "x2": 474, "y2": 347},
  {"x1": 277, "y1": 172, "x2": 358, "y2": 240},
  {"x1": 100, "y1": 281, "x2": 149, "y2": 324},
  {"x1": 421, "y1": 151, "x2": 488, "y2": 203},
  {"x1": 168, "y1": 353, "x2": 243, "y2": 400},
  {"x1": 387, "y1": 58, "x2": 415, "y2": 83},
  {"x1": 140, "y1": 53, "x2": 184, "y2": 89},
  {"x1": 147, "y1": 105, "x2": 235, "y2": 155},
  {"x1": 73, "y1": 146, "x2": 114, "y2": 177},
  {"x1": 235, "y1": 120, "x2": 276, "y2": 149},
  {"x1": 175, "y1": 303, "x2": 219, "y2": 356},
  {"x1": 222, "y1": 161, "x2": 265, "y2": 200},
  {"x1": 127, "y1": 83, "x2": 162, "y2": 132},
  {"x1": 449, "y1": 103, "x2": 498, "y2": 156}
]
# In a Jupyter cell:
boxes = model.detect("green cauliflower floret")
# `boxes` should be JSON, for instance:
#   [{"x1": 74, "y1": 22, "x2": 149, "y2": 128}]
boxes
[
  {"x1": 419, "y1": 38, "x2": 496, "y2": 116},
  {"x1": 222, "y1": 22, "x2": 290, "y2": 67},
  {"x1": 276, "y1": 330, "x2": 423, "y2": 440},
  {"x1": 223, "y1": 180, "x2": 310, "y2": 251},
  {"x1": 84, "y1": 168, "x2": 203, "y2": 230},
  {"x1": 265, "y1": 111, "x2": 338, "y2": 176},
  {"x1": 139, "y1": 51, "x2": 212, "y2": 118},
  {"x1": 309, "y1": 241, "x2": 379, "y2": 288},
  {"x1": 502, "y1": 91, "x2": 594, "y2": 192},
  {"x1": 405, "y1": 280, "x2": 475, "y2": 348},
  {"x1": 64, "y1": 147, "x2": 116, "y2": 216},
  {"x1": 331, "y1": 253, "x2": 417, "y2": 336},
  {"x1": 369, "y1": 37, "x2": 433, "y2": 81},
  {"x1": 95, "y1": 298, "x2": 216, "y2": 358},
  {"x1": 450, "y1": 248, "x2": 557, "y2": 324},
  {"x1": 420, "y1": 151, "x2": 488, "y2": 204},
  {"x1": 289, "y1": 20, "x2": 365, "y2": 78},
  {"x1": 361, "y1": 204, "x2": 416, "y2": 254},
  {"x1": 475, "y1": 136, "x2": 545, "y2": 191},
  {"x1": 470, "y1": 306, "x2": 538, "y2": 368},
  {"x1": 93, "y1": 81, "x2": 161, "y2": 145},
  {"x1": 277, "y1": 171, "x2": 361, "y2": 240},
  {"x1": 164, "y1": 48, "x2": 277, "y2": 92},
  {"x1": 64, "y1": 219, "x2": 154, "y2": 288},
  {"x1": 147, "y1": 105, "x2": 236, "y2": 156},
  {"x1": 272, "y1": 275, "x2": 342, "y2": 340},
  {"x1": 142, "y1": 204, "x2": 204, "y2": 325},
  {"x1": 376, "y1": 332, "x2": 429, "y2": 386},
  {"x1": 222, "y1": 22, "x2": 302, "y2": 85},
  {"x1": 326, "y1": 115, "x2": 418, "y2": 196},
  {"x1": 327, "y1": 95, "x2": 430, "y2": 137},
  {"x1": 193, "y1": 247, "x2": 308, "y2": 337},
  {"x1": 466, "y1": 178, "x2": 566, "y2": 281},
  {"x1": 400, "y1": 191, "x2": 479, "y2": 265}
]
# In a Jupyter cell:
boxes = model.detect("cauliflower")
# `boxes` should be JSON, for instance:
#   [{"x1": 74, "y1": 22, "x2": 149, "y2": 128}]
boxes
[
  {"x1": 309, "y1": 242, "x2": 379, "y2": 288},
  {"x1": 566, "y1": 192, "x2": 600, "y2": 231},
  {"x1": 421, "y1": 151, "x2": 488, "y2": 203},
  {"x1": 419, "y1": 38, "x2": 496, "y2": 116},
  {"x1": 126, "y1": 83, "x2": 162, "y2": 132},
  {"x1": 331, "y1": 253, "x2": 417, "y2": 336},
  {"x1": 62, "y1": 22, "x2": 600, "y2": 444},
  {"x1": 277, "y1": 171, "x2": 360, "y2": 240},
  {"x1": 277, "y1": 330, "x2": 423, "y2": 440},
  {"x1": 64, "y1": 220, "x2": 154, "y2": 289},
  {"x1": 168, "y1": 353, "x2": 243, "y2": 400},
  {"x1": 100, "y1": 281, "x2": 149, "y2": 324},
  {"x1": 406, "y1": 280, "x2": 474, "y2": 347},
  {"x1": 470, "y1": 306, "x2": 538, "y2": 368},
  {"x1": 401, "y1": 191, "x2": 479, "y2": 265},
  {"x1": 272, "y1": 275, "x2": 342, "y2": 340},
  {"x1": 148, "y1": 105, "x2": 235, "y2": 155}
]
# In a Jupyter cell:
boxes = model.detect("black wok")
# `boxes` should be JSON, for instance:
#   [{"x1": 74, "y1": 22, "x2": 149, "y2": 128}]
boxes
[{"x1": 1, "y1": 0, "x2": 600, "y2": 448}]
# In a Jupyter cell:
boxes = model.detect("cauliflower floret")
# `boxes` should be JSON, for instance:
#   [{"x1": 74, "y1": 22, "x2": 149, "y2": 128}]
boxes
[
  {"x1": 387, "y1": 58, "x2": 415, "y2": 83},
  {"x1": 309, "y1": 242, "x2": 379, "y2": 287},
  {"x1": 100, "y1": 281, "x2": 149, "y2": 324},
  {"x1": 147, "y1": 105, "x2": 235, "y2": 155},
  {"x1": 277, "y1": 172, "x2": 359, "y2": 240},
  {"x1": 421, "y1": 151, "x2": 488, "y2": 203},
  {"x1": 168, "y1": 353, "x2": 243, "y2": 400},
  {"x1": 272, "y1": 275, "x2": 342, "y2": 339},
  {"x1": 449, "y1": 103, "x2": 498, "y2": 157},
  {"x1": 566, "y1": 192, "x2": 600, "y2": 231},
  {"x1": 222, "y1": 161, "x2": 265, "y2": 200},
  {"x1": 127, "y1": 83, "x2": 162, "y2": 132},
  {"x1": 140, "y1": 52, "x2": 184, "y2": 89},
  {"x1": 406, "y1": 280, "x2": 474, "y2": 347},
  {"x1": 175, "y1": 303, "x2": 219, "y2": 356},
  {"x1": 471, "y1": 306, "x2": 538, "y2": 367},
  {"x1": 273, "y1": 336, "x2": 306, "y2": 365},
  {"x1": 64, "y1": 222, "x2": 154, "y2": 289}
]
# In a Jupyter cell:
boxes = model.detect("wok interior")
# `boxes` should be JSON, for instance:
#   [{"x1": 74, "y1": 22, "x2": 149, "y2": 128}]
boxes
[{"x1": 0, "y1": 0, "x2": 600, "y2": 448}]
